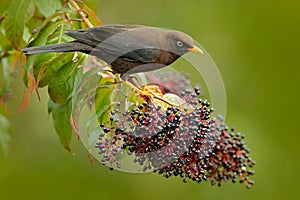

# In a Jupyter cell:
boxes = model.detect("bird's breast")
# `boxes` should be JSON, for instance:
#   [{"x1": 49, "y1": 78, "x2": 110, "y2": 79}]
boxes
[
  {"x1": 153, "y1": 50, "x2": 180, "y2": 65},
  {"x1": 110, "y1": 58, "x2": 141, "y2": 74},
  {"x1": 110, "y1": 50, "x2": 180, "y2": 75}
]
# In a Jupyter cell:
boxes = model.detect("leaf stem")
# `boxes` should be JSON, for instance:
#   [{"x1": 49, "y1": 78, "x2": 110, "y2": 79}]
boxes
[{"x1": 67, "y1": 0, "x2": 94, "y2": 28}]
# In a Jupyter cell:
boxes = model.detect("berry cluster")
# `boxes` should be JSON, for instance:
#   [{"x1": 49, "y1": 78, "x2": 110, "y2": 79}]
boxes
[
  {"x1": 155, "y1": 116, "x2": 255, "y2": 188},
  {"x1": 95, "y1": 86, "x2": 255, "y2": 188}
]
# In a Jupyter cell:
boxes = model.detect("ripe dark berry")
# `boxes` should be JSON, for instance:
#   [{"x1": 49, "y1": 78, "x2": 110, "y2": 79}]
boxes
[
  {"x1": 103, "y1": 127, "x2": 110, "y2": 133},
  {"x1": 94, "y1": 85, "x2": 254, "y2": 188}
]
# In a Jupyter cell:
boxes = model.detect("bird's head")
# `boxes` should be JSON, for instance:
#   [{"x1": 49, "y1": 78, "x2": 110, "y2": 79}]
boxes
[{"x1": 167, "y1": 30, "x2": 204, "y2": 56}]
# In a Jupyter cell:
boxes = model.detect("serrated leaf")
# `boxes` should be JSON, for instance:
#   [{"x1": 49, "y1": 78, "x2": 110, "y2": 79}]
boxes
[
  {"x1": 0, "y1": 114, "x2": 10, "y2": 157},
  {"x1": 48, "y1": 100, "x2": 72, "y2": 151},
  {"x1": 33, "y1": 0, "x2": 62, "y2": 18},
  {"x1": 35, "y1": 53, "x2": 75, "y2": 87},
  {"x1": 3, "y1": 0, "x2": 31, "y2": 50},
  {"x1": 48, "y1": 54, "x2": 86, "y2": 104}
]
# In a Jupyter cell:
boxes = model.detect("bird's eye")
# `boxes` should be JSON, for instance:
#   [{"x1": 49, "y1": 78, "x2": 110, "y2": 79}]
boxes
[{"x1": 176, "y1": 40, "x2": 183, "y2": 47}]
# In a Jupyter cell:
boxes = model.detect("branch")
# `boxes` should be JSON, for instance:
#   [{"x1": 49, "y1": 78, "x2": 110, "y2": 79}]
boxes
[{"x1": 67, "y1": 0, "x2": 94, "y2": 28}]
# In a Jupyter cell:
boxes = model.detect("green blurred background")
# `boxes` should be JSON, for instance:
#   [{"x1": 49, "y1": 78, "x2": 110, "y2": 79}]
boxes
[{"x1": 1, "y1": 0, "x2": 299, "y2": 199}]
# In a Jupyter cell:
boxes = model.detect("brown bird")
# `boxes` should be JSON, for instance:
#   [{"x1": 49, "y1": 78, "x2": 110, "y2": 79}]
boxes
[{"x1": 22, "y1": 24, "x2": 203, "y2": 79}]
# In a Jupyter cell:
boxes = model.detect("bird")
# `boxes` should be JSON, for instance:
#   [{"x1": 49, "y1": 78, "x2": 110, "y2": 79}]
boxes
[{"x1": 22, "y1": 24, "x2": 203, "y2": 80}]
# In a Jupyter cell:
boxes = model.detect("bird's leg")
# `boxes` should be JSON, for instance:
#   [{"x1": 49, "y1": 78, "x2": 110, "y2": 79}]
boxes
[
  {"x1": 127, "y1": 75, "x2": 144, "y2": 89},
  {"x1": 100, "y1": 71, "x2": 174, "y2": 106},
  {"x1": 120, "y1": 73, "x2": 175, "y2": 106},
  {"x1": 102, "y1": 69, "x2": 124, "y2": 85},
  {"x1": 141, "y1": 85, "x2": 175, "y2": 106},
  {"x1": 121, "y1": 80, "x2": 146, "y2": 96},
  {"x1": 121, "y1": 79, "x2": 174, "y2": 107},
  {"x1": 103, "y1": 69, "x2": 115, "y2": 75}
]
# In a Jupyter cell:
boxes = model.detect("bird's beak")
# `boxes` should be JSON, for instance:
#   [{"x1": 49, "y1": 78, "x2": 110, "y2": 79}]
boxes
[{"x1": 188, "y1": 45, "x2": 204, "y2": 54}]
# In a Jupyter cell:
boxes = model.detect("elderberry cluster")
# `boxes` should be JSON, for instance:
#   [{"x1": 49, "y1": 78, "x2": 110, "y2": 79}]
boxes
[
  {"x1": 94, "y1": 87, "x2": 255, "y2": 188},
  {"x1": 155, "y1": 118, "x2": 255, "y2": 188}
]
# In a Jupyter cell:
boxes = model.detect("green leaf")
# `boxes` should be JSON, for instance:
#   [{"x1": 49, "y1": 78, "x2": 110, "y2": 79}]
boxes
[
  {"x1": 23, "y1": 20, "x2": 65, "y2": 86},
  {"x1": 29, "y1": 20, "x2": 65, "y2": 47},
  {"x1": 28, "y1": 8, "x2": 72, "y2": 42},
  {"x1": 0, "y1": 57, "x2": 11, "y2": 97},
  {"x1": 87, "y1": 130, "x2": 99, "y2": 150},
  {"x1": 25, "y1": 5, "x2": 44, "y2": 38},
  {"x1": 0, "y1": 114, "x2": 10, "y2": 157},
  {"x1": 0, "y1": 0, "x2": 11, "y2": 15},
  {"x1": 33, "y1": 0, "x2": 62, "y2": 18},
  {"x1": 48, "y1": 54, "x2": 86, "y2": 104},
  {"x1": 25, "y1": 1, "x2": 35, "y2": 21},
  {"x1": 23, "y1": 55, "x2": 36, "y2": 87},
  {"x1": 34, "y1": 53, "x2": 75, "y2": 87},
  {"x1": 94, "y1": 74, "x2": 117, "y2": 126},
  {"x1": 47, "y1": 23, "x2": 73, "y2": 44},
  {"x1": 48, "y1": 100, "x2": 72, "y2": 151},
  {"x1": 0, "y1": 31, "x2": 10, "y2": 50},
  {"x1": 3, "y1": 0, "x2": 31, "y2": 50}
]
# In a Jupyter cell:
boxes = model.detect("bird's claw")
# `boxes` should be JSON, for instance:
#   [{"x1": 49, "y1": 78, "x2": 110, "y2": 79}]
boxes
[{"x1": 123, "y1": 80, "x2": 174, "y2": 106}]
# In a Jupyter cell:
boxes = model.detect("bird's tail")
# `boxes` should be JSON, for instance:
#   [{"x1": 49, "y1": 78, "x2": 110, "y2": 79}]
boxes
[{"x1": 22, "y1": 41, "x2": 92, "y2": 55}]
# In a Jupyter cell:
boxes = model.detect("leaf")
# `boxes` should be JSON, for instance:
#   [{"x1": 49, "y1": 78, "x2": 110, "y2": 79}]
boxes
[
  {"x1": 87, "y1": 130, "x2": 99, "y2": 150},
  {"x1": 28, "y1": 7, "x2": 72, "y2": 42},
  {"x1": 35, "y1": 53, "x2": 75, "y2": 87},
  {"x1": 3, "y1": 0, "x2": 31, "y2": 50},
  {"x1": 29, "y1": 20, "x2": 65, "y2": 47},
  {"x1": 70, "y1": 67, "x2": 101, "y2": 139},
  {"x1": 47, "y1": 22, "x2": 73, "y2": 44},
  {"x1": 16, "y1": 69, "x2": 37, "y2": 112},
  {"x1": 0, "y1": 31, "x2": 10, "y2": 50},
  {"x1": 0, "y1": 0, "x2": 11, "y2": 14},
  {"x1": 0, "y1": 99, "x2": 9, "y2": 116},
  {"x1": 33, "y1": 0, "x2": 62, "y2": 18},
  {"x1": 25, "y1": 1, "x2": 35, "y2": 21},
  {"x1": 48, "y1": 54, "x2": 86, "y2": 104},
  {"x1": 25, "y1": 5, "x2": 44, "y2": 37},
  {"x1": 23, "y1": 20, "x2": 65, "y2": 86},
  {"x1": 23, "y1": 55, "x2": 36, "y2": 87},
  {"x1": 48, "y1": 100, "x2": 72, "y2": 151},
  {"x1": 94, "y1": 73, "x2": 116, "y2": 126},
  {"x1": 0, "y1": 114, "x2": 10, "y2": 157},
  {"x1": 0, "y1": 56, "x2": 11, "y2": 97}
]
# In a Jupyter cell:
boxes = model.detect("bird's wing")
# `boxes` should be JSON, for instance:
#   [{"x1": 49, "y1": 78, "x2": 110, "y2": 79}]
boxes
[
  {"x1": 66, "y1": 25, "x2": 160, "y2": 63},
  {"x1": 117, "y1": 42, "x2": 160, "y2": 63},
  {"x1": 66, "y1": 25, "x2": 141, "y2": 45}
]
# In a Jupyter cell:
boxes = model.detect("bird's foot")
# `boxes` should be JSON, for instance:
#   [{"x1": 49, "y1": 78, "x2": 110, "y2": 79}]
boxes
[
  {"x1": 141, "y1": 84, "x2": 175, "y2": 106},
  {"x1": 127, "y1": 75, "x2": 144, "y2": 88},
  {"x1": 122, "y1": 80, "x2": 174, "y2": 106}
]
